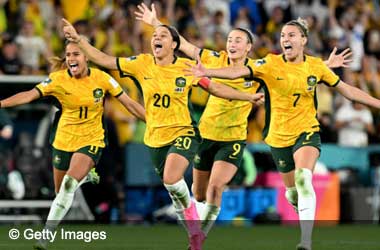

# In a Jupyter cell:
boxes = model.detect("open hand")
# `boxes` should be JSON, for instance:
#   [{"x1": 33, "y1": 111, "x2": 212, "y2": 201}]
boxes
[
  {"x1": 184, "y1": 56, "x2": 207, "y2": 78},
  {"x1": 326, "y1": 47, "x2": 352, "y2": 68},
  {"x1": 135, "y1": 3, "x2": 160, "y2": 26}
]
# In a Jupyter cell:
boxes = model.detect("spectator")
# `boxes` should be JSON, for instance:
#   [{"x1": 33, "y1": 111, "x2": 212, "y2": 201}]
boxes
[
  {"x1": 0, "y1": 38, "x2": 22, "y2": 75},
  {"x1": 335, "y1": 101, "x2": 375, "y2": 147},
  {"x1": 15, "y1": 20, "x2": 52, "y2": 74}
]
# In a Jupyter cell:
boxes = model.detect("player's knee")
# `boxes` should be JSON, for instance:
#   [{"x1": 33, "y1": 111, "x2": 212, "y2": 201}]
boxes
[
  {"x1": 295, "y1": 168, "x2": 314, "y2": 197},
  {"x1": 60, "y1": 175, "x2": 79, "y2": 194},
  {"x1": 207, "y1": 182, "x2": 224, "y2": 199}
]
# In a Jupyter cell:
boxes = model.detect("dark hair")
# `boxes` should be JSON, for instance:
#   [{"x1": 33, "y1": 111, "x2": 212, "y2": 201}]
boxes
[
  {"x1": 158, "y1": 25, "x2": 181, "y2": 51},
  {"x1": 233, "y1": 27, "x2": 255, "y2": 44},
  {"x1": 285, "y1": 18, "x2": 309, "y2": 37}
]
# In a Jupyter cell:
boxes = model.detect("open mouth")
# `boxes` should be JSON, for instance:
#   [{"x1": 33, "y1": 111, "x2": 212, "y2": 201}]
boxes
[
  {"x1": 228, "y1": 49, "x2": 237, "y2": 54},
  {"x1": 69, "y1": 63, "x2": 79, "y2": 73},
  {"x1": 154, "y1": 43, "x2": 163, "y2": 54},
  {"x1": 284, "y1": 45, "x2": 292, "y2": 52}
]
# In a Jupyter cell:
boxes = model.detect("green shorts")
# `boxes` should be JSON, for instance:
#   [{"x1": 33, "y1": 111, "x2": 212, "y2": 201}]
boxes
[
  {"x1": 270, "y1": 132, "x2": 321, "y2": 173},
  {"x1": 52, "y1": 145, "x2": 103, "y2": 171},
  {"x1": 148, "y1": 132, "x2": 202, "y2": 178},
  {"x1": 194, "y1": 139, "x2": 246, "y2": 171}
]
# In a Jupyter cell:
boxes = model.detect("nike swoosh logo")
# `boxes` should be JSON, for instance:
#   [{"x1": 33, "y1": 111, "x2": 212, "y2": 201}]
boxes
[
  {"x1": 299, "y1": 208, "x2": 309, "y2": 212},
  {"x1": 276, "y1": 77, "x2": 284, "y2": 80},
  {"x1": 64, "y1": 92, "x2": 71, "y2": 95},
  {"x1": 302, "y1": 141, "x2": 311, "y2": 145},
  {"x1": 228, "y1": 156, "x2": 237, "y2": 159},
  {"x1": 144, "y1": 77, "x2": 152, "y2": 80}
]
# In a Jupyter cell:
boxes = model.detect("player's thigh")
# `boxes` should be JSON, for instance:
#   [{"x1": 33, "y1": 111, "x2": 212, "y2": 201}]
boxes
[
  {"x1": 293, "y1": 132, "x2": 321, "y2": 170},
  {"x1": 67, "y1": 145, "x2": 102, "y2": 181},
  {"x1": 213, "y1": 140, "x2": 246, "y2": 171},
  {"x1": 270, "y1": 146, "x2": 295, "y2": 173},
  {"x1": 194, "y1": 139, "x2": 215, "y2": 172},
  {"x1": 164, "y1": 134, "x2": 201, "y2": 184},
  {"x1": 209, "y1": 160, "x2": 238, "y2": 187}
]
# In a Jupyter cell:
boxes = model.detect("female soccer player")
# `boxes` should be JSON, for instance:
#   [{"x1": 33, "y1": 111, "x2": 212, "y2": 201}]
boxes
[
  {"x1": 62, "y1": 18, "x2": 263, "y2": 250},
  {"x1": 186, "y1": 17, "x2": 377, "y2": 250},
  {"x1": 0, "y1": 41, "x2": 146, "y2": 250},
  {"x1": 135, "y1": 4, "x2": 352, "y2": 249}
]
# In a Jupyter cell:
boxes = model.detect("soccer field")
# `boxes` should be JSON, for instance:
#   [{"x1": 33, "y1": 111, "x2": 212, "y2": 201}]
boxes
[{"x1": 0, "y1": 223, "x2": 379, "y2": 250}]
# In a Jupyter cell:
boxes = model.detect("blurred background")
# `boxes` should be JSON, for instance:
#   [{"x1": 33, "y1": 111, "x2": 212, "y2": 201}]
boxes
[{"x1": 0, "y1": 0, "x2": 380, "y2": 226}]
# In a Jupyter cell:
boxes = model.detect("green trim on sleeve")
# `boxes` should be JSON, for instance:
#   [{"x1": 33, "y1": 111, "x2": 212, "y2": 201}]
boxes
[
  {"x1": 331, "y1": 79, "x2": 340, "y2": 87},
  {"x1": 114, "y1": 90, "x2": 124, "y2": 98}
]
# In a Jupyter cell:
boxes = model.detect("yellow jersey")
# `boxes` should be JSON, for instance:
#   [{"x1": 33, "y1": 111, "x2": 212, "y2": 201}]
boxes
[
  {"x1": 199, "y1": 49, "x2": 260, "y2": 141},
  {"x1": 35, "y1": 68, "x2": 123, "y2": 151},
  {"x1": 247, "y1": 54, "x2": 340, "y2": 147},
  {"x1": 117, "y1": 54, "x2": 198, "y2": 147}
]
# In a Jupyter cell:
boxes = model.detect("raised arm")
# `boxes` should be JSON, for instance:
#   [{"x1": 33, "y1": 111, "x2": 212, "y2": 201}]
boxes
[
  {"x1": 62, "y1": 18, "x2": 117, "y2": 70},
  {"x1": 198, "y1": 78, "x2": 264, "y2": 104},
  {"x1": 135, "y1": 2, "x2": 201, "y2": 59},
  {"x1": 117, "y1": 93, "x2": 146, "y2": 122},
  {"x1": 0, "y1": 88, "x2": 40, "y2": 108},
  {"x1": 335, "y1": 81, "x2": 380, "y2": 109},
  {"x1": 324, "y1": 47, "x2": 352, "y2": 68}
]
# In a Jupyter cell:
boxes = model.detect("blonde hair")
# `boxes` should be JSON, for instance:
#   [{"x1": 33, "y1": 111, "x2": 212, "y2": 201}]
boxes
[
  {"x1": 285, "y1": 17, "x2": 309, "y2": 37},
  {"x1": 49, "y1": 56, "x2": 66, "y2": 72}
]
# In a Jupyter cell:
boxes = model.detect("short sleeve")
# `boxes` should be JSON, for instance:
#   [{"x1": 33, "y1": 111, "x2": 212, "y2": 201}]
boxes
[
  {"x1": 246, "y1": 56, "x2": 271, "y2": 79},
  {"x1": 319, "y1": 61, "x2": 340, "y2": 87},
  {"x1": 199, "y1": 49, "x2": 225, "y2": 67},
  {"x1": 101, "y1": 71, "x2": 124, "y2": 97},
  {"x1": 116, "y1": 54, "x2": 144, "y2": 77},
  {"x1": 35, "y1": 74, "x2": 57, "y2": 97}
]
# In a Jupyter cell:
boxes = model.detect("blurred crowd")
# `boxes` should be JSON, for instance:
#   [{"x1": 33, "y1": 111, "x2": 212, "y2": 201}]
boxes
[{"x1": 1, "y1": 0, "x2": 380, "y2": 222}]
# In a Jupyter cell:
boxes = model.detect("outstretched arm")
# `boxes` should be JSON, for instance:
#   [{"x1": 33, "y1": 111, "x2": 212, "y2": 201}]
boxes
[
  {"x1": 135, "y1": 2, "x2": 201, "y2": 59},
  {"x1": 117, "y1": 93, "x2": 146, "y2": 122},
  {"x1": 335, "y1": 81, "x2": 380, "y2": 109},
  {"x1": 0, "y1": 88, "x2": 40, "y2": 108},
  {"x1": 62, "y1": 18, "x2": 118, "y2": 70},
  {"x1": 185, "y1": 59, "x2": 251, "y2": 79},
  {"x1": 324, "y1": 47, "x2": 352, "y2": 68},
  {"x1": 198, "y1": 77, "x2": 264, "y2": 104}
]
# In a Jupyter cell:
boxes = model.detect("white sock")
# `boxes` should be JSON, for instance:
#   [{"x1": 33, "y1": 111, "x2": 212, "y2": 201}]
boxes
[
  {"x1": 164, "y1": 179, "x2": 191, "y2": 209},
  {"x1": 45, "y1": 175, "x2": 78, "y2": 231},
  {"x1": 201, "y1": 203, "x2": 220, "y2": 236},
  {"x1": 295, "y1": 168, "x2": 315, "y2": 247},
  {"x1": 194, "y1": 199, "x2": 207, "y2": 219},
  {"x1": 164, "y1": 179, "x2": 192, "y2": 233},
  {"x1": 285, "y1": 186, "x2": 298, "y2": 209}
]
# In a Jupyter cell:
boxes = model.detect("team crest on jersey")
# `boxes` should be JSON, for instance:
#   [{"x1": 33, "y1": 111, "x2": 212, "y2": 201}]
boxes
[
  {"x1": 307, "y1": 75, "x2": 318, "y2": 91},
  {"x1": 210, "y1": 51, "x2": 220, "y2": 57},
  {"x1": 278, "y1": 159, "x2": 286, "y2": 168},
  {"x1": 126, "y1": 56, "x2": 137, "y2": 61},
  {"x1": 255, "y1": 59, "x2": 266, "y2": 66},
  {"x1": 93, "y1": 88, "x2": 104, "y2": 103},
  {"x1": 174, "y1": 77, "x2": 186, "y2": 93},
  {"x1": 244, "y1": 81, "x2": 253, "y2": 88},
  {"x1": 41, "y1": 78, "x2": 52, "y2": 86}
]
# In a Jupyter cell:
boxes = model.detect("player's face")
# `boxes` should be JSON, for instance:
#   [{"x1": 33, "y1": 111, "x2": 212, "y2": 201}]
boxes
[
  {"x1": 151, "y1": 26, "x2": 176, "y2": 59},
  {"x1": 280, "y1": 25, "x2": 307, "y2": 62},
  {"x1": 226, "y1": 30, "x2": 252, "y2": 60},
  {"x1": 65, "y1": 43, "x2": 88, "y2": 78}
]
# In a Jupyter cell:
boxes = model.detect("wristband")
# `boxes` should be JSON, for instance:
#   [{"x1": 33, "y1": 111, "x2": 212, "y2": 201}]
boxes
[{"x1": 198, "y1": 77, "x2": 211, "y2": 89}]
